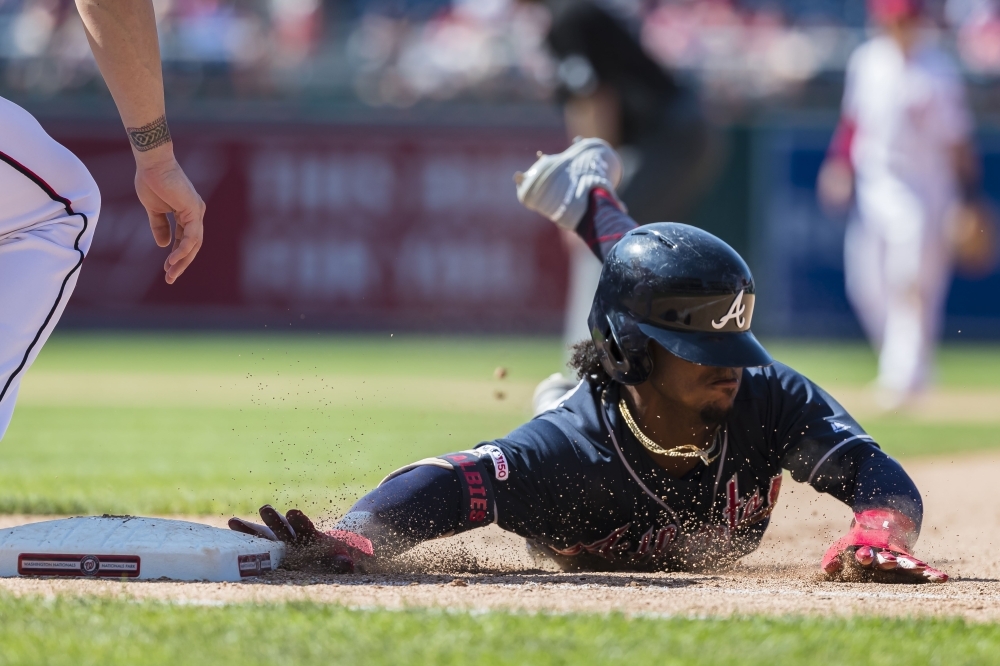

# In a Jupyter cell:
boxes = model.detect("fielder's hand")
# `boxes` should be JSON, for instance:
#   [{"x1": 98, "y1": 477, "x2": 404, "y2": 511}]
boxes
[
  {"x1": 821, "y1": 509, "x2": 948, "y2": 583},
  {"x1": 134, "y1": 153, "x2": 206, "y2": 284},
  {"x1": 817, "y1": 157, "x2": 854, "y2": 215},
  {"x1": 229, "y1": 505, "x2": 373, "y2": 573},
  {"x1": 951, "y1": 201, "x2": 999, "y2": 278}
]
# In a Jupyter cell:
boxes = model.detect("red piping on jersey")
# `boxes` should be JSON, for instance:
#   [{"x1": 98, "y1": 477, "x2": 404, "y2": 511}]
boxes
[
  {"x1": 0, "y1": 150, "x2": 74, "y2": 213},
  {"x1": 828, "y1": 118, "x2": 857, "y2": 162}
]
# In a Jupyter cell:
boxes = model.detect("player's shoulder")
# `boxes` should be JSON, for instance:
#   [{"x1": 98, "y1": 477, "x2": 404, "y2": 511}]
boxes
[
  {"x1": 739, "y1": 361, "x2": 811, "y2": 396},
  {"x1": 735, "y1": 361, "x2": 841, "y2": 415},
  {"x1": 485, "y1": 378, "x2": 614, "y2": 463},
  {"x1": 847, "y1": 35, "x2": 895, "y2": 69}
]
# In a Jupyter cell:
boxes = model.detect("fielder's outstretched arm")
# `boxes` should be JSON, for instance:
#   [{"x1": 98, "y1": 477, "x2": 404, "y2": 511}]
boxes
[{"x1": 75, "y1": 0, "x2": 205, "y2": 283}]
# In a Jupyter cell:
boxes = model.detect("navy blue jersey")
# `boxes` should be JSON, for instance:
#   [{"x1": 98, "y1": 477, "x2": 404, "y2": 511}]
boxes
[
  {"x1": 466, "y1": 362, "x2": 884, "y2": 571},
  {"x1": 339, "y1": 188, "x2": 922, "y2": 573}
]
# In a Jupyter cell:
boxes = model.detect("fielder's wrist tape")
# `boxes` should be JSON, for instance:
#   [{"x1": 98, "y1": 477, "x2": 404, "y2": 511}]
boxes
[{"x1": 438, "y1": 451, "x2": 497, "y2": 531}]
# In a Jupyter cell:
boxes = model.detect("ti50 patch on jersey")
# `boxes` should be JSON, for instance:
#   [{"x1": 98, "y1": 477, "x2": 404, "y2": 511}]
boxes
[{"x1": 478, "y1": 445, "x2": 510, "y2": 481}]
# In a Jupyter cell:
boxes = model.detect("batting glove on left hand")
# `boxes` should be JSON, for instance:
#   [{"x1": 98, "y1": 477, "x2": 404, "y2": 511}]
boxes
[
  {"x1": 821, "y1": 508, "x2": 948, "y2": 583},
  {"x1": 229, "y1": 505, "x2": 374, "y2": 573}
]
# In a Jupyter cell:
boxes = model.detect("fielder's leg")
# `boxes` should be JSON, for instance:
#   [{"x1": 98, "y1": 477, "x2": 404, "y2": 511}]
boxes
[
  {"x1": 844, "y1": 216, "x2": 888, "y2": 352},
  {"x1": 866, "y1": 187, "x2": 956, "y2": 407},
  {"x1": 0, "y1": 97, "x2": 100, "y2": 440},
  {"x1": 562, "y1": 233, "x2": 602, "y2": 361}
]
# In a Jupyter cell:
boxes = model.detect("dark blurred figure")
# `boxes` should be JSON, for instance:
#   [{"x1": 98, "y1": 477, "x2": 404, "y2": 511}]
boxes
[
  {"x1": 543, "y1": 0, "x2": 715, "y2": 223},
  {"x1": 525, "y1": 0, "x2": 717, "y2": 355}
]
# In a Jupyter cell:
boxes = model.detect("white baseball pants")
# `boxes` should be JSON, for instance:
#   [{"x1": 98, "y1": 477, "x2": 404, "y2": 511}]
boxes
[
  {"x1": 0, "y1": 97, "x2": 100, "y2": 440},
  {"x1": 562, "y1": 231, "x2": 602, "y2": 364},
  {"x1": 845, "y1": 188, "x2": 952, "y2": 399}
]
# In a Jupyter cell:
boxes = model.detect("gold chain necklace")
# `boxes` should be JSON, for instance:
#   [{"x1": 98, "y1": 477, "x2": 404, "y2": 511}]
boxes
[{"x1": 618, "y1": 399, "x2": 720, "y2": 466}]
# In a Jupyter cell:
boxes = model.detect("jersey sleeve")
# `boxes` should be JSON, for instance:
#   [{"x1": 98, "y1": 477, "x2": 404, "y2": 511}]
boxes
[
  {"x1": 474, "y1": 419, "x2": 580, "y2": 539},
  {"x1": 933, "y1": 70, "x2": 972, "y2": 147},
  {"x1": 766, "y1": 363, "x2": 876, "y2": 486},
  {"x1": 763, "y1": 363, "x2": 924, "y2": 528},
  {"x1": 473, "y1": 413, "x2": 620, "y2": 542},
  {"x1": 840, "y1": 45, "x2": 863, "y2": 121}
]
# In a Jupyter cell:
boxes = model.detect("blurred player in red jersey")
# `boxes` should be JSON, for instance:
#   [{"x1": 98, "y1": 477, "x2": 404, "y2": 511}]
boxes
[
  {"x1": 818, "y1": 0, "x2": 986, "y2": 409},
  {"x1": 0, "y1": 1, "x2": 205, "y2": 440}
]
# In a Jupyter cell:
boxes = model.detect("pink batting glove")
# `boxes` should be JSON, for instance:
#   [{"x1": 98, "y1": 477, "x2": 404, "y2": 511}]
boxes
[{"x1": 821, "y1": 508, "x2": 948, "y2": 583}]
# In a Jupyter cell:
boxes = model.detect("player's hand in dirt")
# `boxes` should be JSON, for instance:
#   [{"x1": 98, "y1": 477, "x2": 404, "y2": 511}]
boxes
[
  {"x1": 821, "y1": 508, "x2": 948, "y2": 583},
  {"x1": 228, "y1": 505, "x2": 373, "y2": 573},
  {"x1": 134, "y1": 153, "x2": 205, "y2": 284}
]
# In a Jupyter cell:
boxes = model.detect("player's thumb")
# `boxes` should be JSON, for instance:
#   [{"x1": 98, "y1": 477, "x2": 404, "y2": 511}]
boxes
[{"x1": 148, "y1": 211, "x2": 172, "y2": 248}]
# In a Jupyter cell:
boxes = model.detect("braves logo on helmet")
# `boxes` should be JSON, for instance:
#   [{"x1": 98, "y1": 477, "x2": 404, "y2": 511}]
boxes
[{"x1": 711, "y1": 290, "x2": 748, "y2": 330}]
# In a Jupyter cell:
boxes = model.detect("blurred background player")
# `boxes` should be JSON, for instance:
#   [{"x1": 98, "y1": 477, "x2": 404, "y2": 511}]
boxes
[
  {"x1": 0, "y1": 0, "x2": 205, "y2": 440},
  {"x1": 524, "y1": 0, "x2": 717, "y2": 360},
  {"x1": 817, "y1": 0, "x2": 985, "y2": 409}
]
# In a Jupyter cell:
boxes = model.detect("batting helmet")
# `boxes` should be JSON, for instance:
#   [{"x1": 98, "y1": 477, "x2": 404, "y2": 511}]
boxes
[{"x1": 587, "y1": 223, "x2": 773, "y2": 384}]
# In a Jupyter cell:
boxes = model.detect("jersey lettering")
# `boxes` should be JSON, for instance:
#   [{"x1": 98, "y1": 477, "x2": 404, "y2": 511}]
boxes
[
  {"x1": 551, "y1": 524, "x2": 631, "y2": 557},
  {"x1": 439, "y1": 452, "x2": 495, "y2": 527},
  {"x1": 723, "y1": 473, "x2": 783, "y2": 534}
]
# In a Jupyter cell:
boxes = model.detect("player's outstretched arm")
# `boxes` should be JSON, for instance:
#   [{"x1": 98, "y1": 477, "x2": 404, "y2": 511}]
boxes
[
  {"x1": 230, "y1": 458, "x2": 494, "y2": 572},
  {"x1": 817, "y1": 449, "x2": 947, "y2": 583},
  {"x1": 230, "y1": 505, "x2": 375, "y2": 573},
  {"x1": 75, "y1": 0, "x2": 205, "y2": 284},
  {"x1": 817, "y1": 117, "x2": 855, "y2": 214},
  {"x1": 819, "y1": 507, "x2": 948, "y2": 583},
  {"x1": 794, "y1": 443, "x2": 947, "y2": 583},
  {"x1": 775, "y1": 370, "x2": 948, "y2": 583}
]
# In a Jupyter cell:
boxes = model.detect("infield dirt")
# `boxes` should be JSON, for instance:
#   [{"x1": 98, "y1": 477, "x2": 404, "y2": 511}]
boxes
[{"x1": 0, "y1": 450, "x2": 997, "y2": 620}]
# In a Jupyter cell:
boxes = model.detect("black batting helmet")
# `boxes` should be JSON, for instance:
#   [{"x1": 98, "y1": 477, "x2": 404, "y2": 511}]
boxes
[{"x1": 587, "y1": 223, "x2": 773, "y2": 384}]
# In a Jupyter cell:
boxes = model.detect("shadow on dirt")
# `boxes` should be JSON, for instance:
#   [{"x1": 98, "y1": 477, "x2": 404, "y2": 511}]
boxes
[{"x1": 252, "y1": 569, "x2": 709, "y2": 589}]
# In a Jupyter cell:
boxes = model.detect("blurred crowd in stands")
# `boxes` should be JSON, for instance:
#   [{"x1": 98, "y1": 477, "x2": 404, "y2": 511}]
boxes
[{"x1": 2, "y1": 0, "x2": 1000, "y2": 105}]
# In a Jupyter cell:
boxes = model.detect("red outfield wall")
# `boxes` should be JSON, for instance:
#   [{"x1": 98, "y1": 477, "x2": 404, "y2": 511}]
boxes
[{"x1": 48, "y1": 121, "x2": 569, "y2": 331}]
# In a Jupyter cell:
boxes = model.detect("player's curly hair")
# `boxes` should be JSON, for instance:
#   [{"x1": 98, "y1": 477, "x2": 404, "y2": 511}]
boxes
[{"x1": 568, "y1": 339, "x2": 612, "y2": 386}]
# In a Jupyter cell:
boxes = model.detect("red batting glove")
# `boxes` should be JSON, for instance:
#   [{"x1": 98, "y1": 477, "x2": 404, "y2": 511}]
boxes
[
  {"x1": 821, "y1": 509, "x2": 948, "y2": 583},
  {"x1": 229, "y1": 505, "x2": 374, "y2": 573}
]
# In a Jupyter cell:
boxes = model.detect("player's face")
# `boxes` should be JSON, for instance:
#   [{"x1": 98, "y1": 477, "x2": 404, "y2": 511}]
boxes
[{"x1": 646, "y1": 343, "x2": 742, "y2": 426}]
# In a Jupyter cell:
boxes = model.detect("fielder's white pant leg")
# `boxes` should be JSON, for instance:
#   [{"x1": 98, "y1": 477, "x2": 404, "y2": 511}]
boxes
[
  {"x1": 0, "y1": 97, "x2": 100, "y2": 440},
  {"x1": 872, "y1": 199, "x2": 951, "y2": 398},
  {"x1": 562, "y1": 232, "x2": 602, "y2": 366},
  {"x1": 844, "y1": 217, "x2": 888, "y2": 351}
]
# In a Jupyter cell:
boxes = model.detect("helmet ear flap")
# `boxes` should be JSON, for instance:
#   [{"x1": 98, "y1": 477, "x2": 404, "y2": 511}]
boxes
[
  {"x1": 590, "y1": 313, "x2": 625, "y2": 378},
  {"x1": 606, "y1": 324, "x2": 626, "y2": 364},
  {"x1": 588, "y1": 289, "x2": 654, "y2": 385},
  {"x1": 591, "y1": 312, "x2": 652, "y2": 385}
]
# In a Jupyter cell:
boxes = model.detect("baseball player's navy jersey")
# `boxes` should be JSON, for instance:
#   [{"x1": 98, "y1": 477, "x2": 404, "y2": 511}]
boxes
[
  {"x1": 356, "y1": 360, "x2": 920, "y2": 573},
  {"x1": 472, "y1": 362, "x2": 886, "y2": 571},
  {"x1": 336, "y1": 164, "x2": 921, "y2": 573}
]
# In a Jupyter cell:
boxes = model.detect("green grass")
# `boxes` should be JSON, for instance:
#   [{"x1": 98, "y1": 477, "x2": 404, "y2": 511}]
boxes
[
  {"x1": 1, "y1": 596, "x2": 999, "y2": 666},
  {"x1": 1, "y1": 333, "x2": 998, "y2": 515},
  {"x1": 3, "y1": 333, "x2": 560, "y2": 515},
  {"x1": 2, "y1": 336, "x2": 999, "y2": 660},
  {"x1": 766, "y1": 340, "x2": 1000, "y2": 388}
]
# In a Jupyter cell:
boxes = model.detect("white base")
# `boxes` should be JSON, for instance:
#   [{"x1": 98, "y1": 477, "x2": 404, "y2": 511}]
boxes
[{"x1": 0, "y1": 516, "x2": 285, "y2": 582}]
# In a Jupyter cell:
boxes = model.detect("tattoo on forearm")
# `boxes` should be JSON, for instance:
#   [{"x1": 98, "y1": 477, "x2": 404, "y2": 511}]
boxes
[{"x1": 127, "y1": 115, "x2": 172, "y2": 152}]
